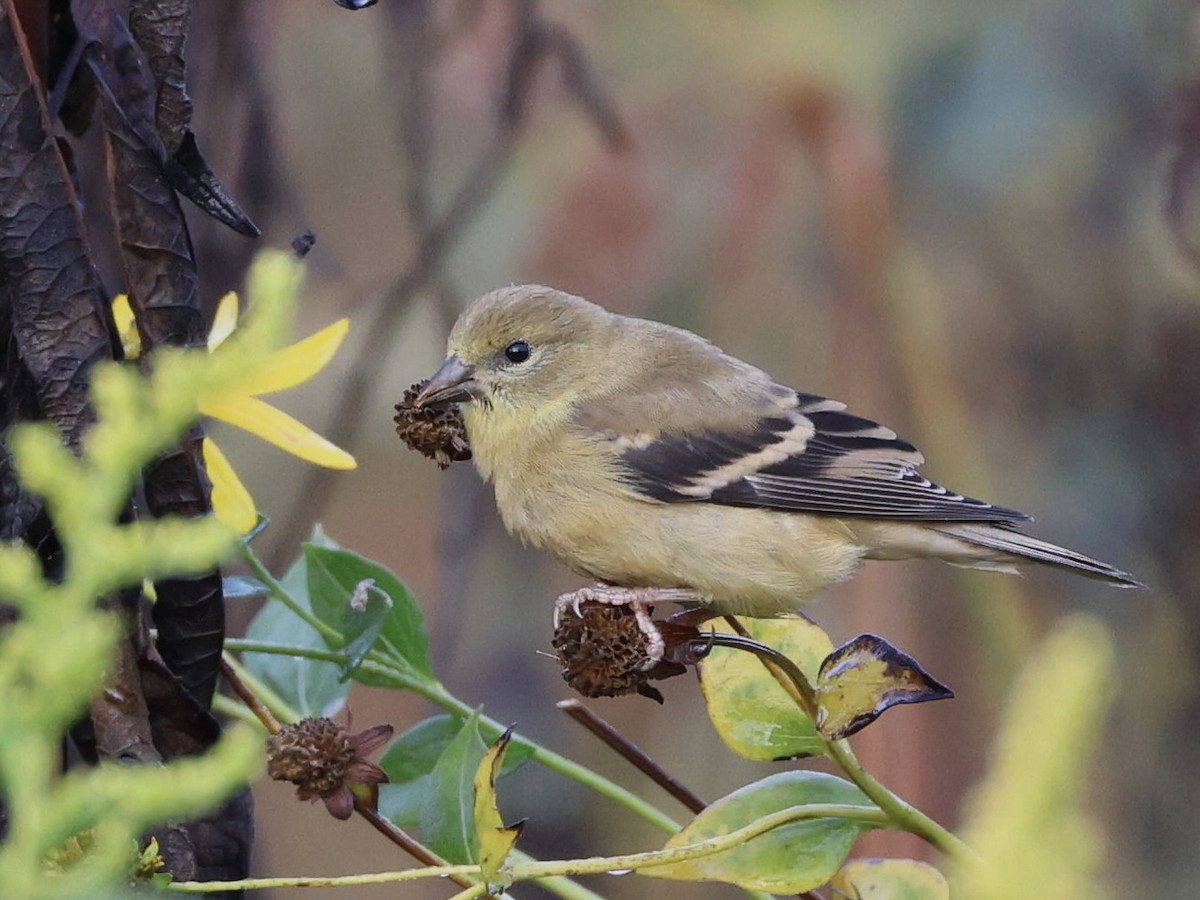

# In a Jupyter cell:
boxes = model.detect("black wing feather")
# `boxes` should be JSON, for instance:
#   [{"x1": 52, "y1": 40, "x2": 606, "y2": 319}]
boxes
[{"x1": 617, "y1": 400, "x2": 1030, "y2": 524}]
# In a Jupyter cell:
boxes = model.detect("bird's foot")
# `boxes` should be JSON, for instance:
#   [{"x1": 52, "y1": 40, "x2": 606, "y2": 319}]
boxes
[{"x1": 553, "y1": 585, "x2": 701, "y2": 668}]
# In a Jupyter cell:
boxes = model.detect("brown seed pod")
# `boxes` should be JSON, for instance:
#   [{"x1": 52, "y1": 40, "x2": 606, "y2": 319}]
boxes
[
  {"x1": 552, "y1": 601, "x2": 688, "y2": 703},
  {"x1": 393, "y1": 381, "x2": 472, "y2": 469},
  {"x1": 266, "y1": 718, "x2": 393, "y2": 819}
]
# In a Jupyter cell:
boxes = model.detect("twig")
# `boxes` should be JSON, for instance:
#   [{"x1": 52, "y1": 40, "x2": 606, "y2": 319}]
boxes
[
  {"x1": 268, "y1": 0, "x2": 628, "y2": 564},
  {"x1": 218, "y1": 656, "x2": 280, "y2": 733},
  {"x1": 217, "y1": 653, "x2": 480, "y2": 890},
  {"x1": 388, "y1": 0, "x2": 435, "y2": 231},
  {"x1": 352, "y1": 796, "x2": 479, "y2": 889},
  {"x1": 557, "y1": 699, "x2": 706, "y2": 814}
]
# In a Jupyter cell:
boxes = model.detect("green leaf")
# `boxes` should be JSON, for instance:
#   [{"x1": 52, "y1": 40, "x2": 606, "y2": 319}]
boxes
[
  {"x1": 381, "y1": 716, "x2": 465, "y2": 783},
  {"x1": 830, "y1": 858, "x2": 950, "y2": 899},
  {"x1": 420, "y1": 711, "x2": 489, "y2": 863},
  {"x1": 473, "y1": 729, "x2": 523, "y2": 884},
  {"x1": 378, "y1": 715, "x2": 534, "y2": 829},
  {"x1": 376, "y1": 778, "x2": 430, "y2": 830},
  {"x1": 304, "y1": 544, "x2": 433, "y2": 683},
  {"x1": 699, "y1": 617, "x2": 832, "y2": 759},
  {"x1": 243, "y1": 554, "x2": 349, "y2": 718},
  {"x1": 815, "y1": 634, "x2": 953, "y2": 740},
  {"x1": 646, "y1": 771, "x2": 877, "y2": 893},
  {"x1": 378, "y1": 716, "x2": 463, "y2": 828}
]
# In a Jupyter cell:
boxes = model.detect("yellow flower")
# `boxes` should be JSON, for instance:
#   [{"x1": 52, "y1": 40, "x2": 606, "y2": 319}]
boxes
[{"x1": 112, "y1": 292, "x2": 356, "y2": 534}]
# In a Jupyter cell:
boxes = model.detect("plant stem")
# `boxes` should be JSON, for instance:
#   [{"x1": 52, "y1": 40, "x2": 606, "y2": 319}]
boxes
[
  {"x1": 220, "y1": 649, "x2": 305, "y2": 726},
  {"x1": 167, "y1": 865, "x2": 479, "y2": 892},
  {"x1": 507, "y1": 851, "x2": 607, "y2": 900},
  {"x1": 715, "y1": 617, "x2": 974, "y2": 862},
  {"x1": 219, "y1": 655, "x2": 283, "y2": 732},
  {"x1": 514, "y1": 803, "x2": 888, "y2": 880},
  {"x1": 167, "y1": 803, "x2": 885, "y2": 893},
  {"x1": 446, "y1": 885, "x2": 490, "y2": 900},
  {"x1": 712, "y1": 622, "x2": 818, "y2": 716},
  {"x1": 824, "y1": 739, "x2": 975, "y2": 862},
  {"x1": 223, "y1": 638, "x2": 682, "y2": 834},
  {"x1": 238, "y1": 543, "x2": 338, "y2": 644},
  {"x1": 557, "y1": 699, "x2": 706, "y2": 814},
  {"x1": 415, "y1": 680, "x2": 683, "y2": 834},
  {"x1": 352, "y1": 796, "x2": 479, "y2": 890}
]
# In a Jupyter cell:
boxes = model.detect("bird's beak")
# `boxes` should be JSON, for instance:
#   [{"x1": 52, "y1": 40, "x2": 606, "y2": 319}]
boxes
[{"x1": 415, "y1": 355, "x2": 479, "y2": 407}]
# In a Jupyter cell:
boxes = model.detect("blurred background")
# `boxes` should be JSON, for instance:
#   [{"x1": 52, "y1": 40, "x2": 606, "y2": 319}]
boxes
[{"x1": 167, "y1": 1, "x2": 1198, "y2": 896}]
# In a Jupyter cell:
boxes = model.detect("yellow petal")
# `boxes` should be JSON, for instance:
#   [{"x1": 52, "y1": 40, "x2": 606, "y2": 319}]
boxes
[
  {"x1": 111, "y1": 294, "x2": 143, "y2": 360},
  {"x1": 229, "y1": 318, "x2": 350, "y2": 398},
  {"x1": 208, "y1": 292, "x2": 240, "y2": 351},
  {"x1": 203, "y1": 438, "x2": 259, "y2": 534},
  {"x1": 200, "y1": 394, "x2": 357, "y2": 470}
]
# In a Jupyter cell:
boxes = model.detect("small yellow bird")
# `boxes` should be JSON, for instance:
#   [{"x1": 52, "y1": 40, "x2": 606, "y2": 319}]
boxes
[{"x1": 416, "y1": 286, "x2": 1140, "y2": 660}]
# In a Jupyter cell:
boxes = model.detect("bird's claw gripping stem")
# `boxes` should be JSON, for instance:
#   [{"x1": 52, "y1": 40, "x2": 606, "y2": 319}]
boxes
[{"x1": 553, "y1": 585, "x2": 701, "y2": 669}]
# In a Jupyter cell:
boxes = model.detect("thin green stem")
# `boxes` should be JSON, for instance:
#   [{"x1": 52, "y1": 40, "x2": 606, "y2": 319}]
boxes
[
  {"x1": 238, "y1": 543, "x2": 338, "y2": 644},
  {"x1": 825, "y1": 739, "x2": 975, "y2": 862},
  {"x1": 515, "y1": 803, "x2": 888, "y2": 880},
  {"x1": 224, "y1": 638, "x2": 682, "y2": 834},
  {"x1": 167, "y1": 803, "x2": 886, "y2": 893},
  {"x1": 507, "y1": 851, "x2": 606, "y2": 900},
  {"x1": 167, "y1": 865, "x2": 479, "y2": 892},
  {"x1": 414, "y1": 680, "x2": 682, "y2": 834},
  {"x1": 714, "y1": 619, "x2": 974, "y2": 862}
]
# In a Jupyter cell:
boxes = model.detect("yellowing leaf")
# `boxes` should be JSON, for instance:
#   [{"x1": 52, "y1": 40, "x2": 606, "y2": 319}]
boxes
[
  {"x1": 830, "y1": 858, "x2": 950, "y2": 899},
  {"x1": 472, "y1": 728, "x2": 523, "y2": 885},
  {"x1": 699, "y1": 617, "x2": 832, "y2": 759},
  {"x1": 646, "y1": 771, "x2": 877, "y2": 893},
  {"x1": 815, "y1": 634, "x2": 953, "y2": 740},
  {"x1": 953, "y1": 616, "x2": 1116, "y2": 900}
]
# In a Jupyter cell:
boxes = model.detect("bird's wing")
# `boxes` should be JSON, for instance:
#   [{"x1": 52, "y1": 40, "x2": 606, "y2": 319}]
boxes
[{"x1": 586, "y1": 387, "x2": 1030, "y2": 524}]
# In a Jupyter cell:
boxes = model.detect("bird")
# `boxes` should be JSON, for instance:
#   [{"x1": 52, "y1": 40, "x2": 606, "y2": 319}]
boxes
[{"x1": 414, "y1": 285, "x2": 1141, "y2": 661}]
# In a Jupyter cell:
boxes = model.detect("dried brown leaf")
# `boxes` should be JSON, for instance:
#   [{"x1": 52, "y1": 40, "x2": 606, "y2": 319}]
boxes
[
  {"x1": 0, "y1": 1, "x2": 112, "y2": 447},
  {"x1": 128, "y1": 0, "x2": 192, "y2": 153}
]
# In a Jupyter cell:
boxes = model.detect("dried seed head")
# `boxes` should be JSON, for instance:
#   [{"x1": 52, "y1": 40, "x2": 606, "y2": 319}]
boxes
[
  {"x1": 394, "y1": 381, "x2": 472, "y2": 469},
  {"x1": 267, "y1": 718, "x2": 393, "y2": 819},
  {"x1": 553, "y1": 601, "x2": 688, "y2": 702},
  {"x1": 267, "y1": 718, "x2": 355, "y2": 800}
]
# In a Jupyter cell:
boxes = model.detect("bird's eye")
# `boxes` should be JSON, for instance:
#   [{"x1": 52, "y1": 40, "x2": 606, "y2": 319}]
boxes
[{"x1": 504, "y1": 340, "x2": 532, "y2": 364}]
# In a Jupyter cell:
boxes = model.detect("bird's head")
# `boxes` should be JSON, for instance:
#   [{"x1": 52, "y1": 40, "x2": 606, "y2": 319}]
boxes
[{"x1": 416, "y1": 285, "x2": 618, "y2": 412}]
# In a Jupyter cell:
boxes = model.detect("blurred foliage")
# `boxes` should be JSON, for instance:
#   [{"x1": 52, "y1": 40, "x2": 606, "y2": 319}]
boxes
[
  {"x1": 0, "y1": 253, "x2": 312, "y2": 896},
  {"x1": 954, "y1": 615, "x2": 1116, "y2": 900}
]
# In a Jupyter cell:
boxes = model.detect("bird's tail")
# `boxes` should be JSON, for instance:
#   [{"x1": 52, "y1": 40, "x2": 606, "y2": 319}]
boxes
[{"x1": 934, "y1": 523, "x2": 1143, "y2": 588}]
